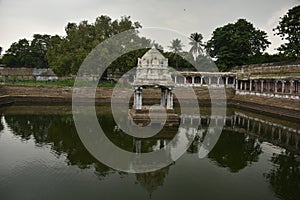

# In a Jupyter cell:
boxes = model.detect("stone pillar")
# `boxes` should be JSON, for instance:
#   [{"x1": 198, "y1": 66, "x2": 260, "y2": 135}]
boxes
[
  {"x1": 184, "y1": 77, "x2": 187, "y2": 84},
  {"x1": 290, "y1": 80, "x2": 294, "y2": 94},
  {"x1": 250, "y1": 80, "x2": 253, "y2": 92},
  {"x1": 275, "y1": 80, "x2": 278, "y2": 93},
  {"x1": 174, "y1": 76, "x2": 177, "y2": 84},
  {"x1": 247, "y1": 118, "x2": 250, "y2": 131},
  {"x1": 236, "y1": 80, "x2": 239, "y2": 90},
  {"x1": 135, "y1": 87, "x2": 142, "y2": 110},
  {"x1": 260, "y1": 80, "x2": 264, "y2": 93},
  {"x1": 200, "y1": 76, "x2": 204, "y2": 86},
  {"x1": 208, "y1": 77, "x2": 212, "y2": 86},
  {"x1": 160, "y1": 88, "x2": 166, "y2": 106},
  {"x1": 225, "y1": 77, "x2": 229, "y2": 86},
  {"x1": 192, "y1": 76, "x2": 195, "y2": 85},
  {"x1": 240, "y1": 81, "x2": 243, "y2": 90},
  {"x1": 267, "y1": 81, "x2": 271, "y2": 92},
  {"x1": 133, "y1": 89, "x2": 136, "y2": 107},
  {"x1": 135, "y1": 89, "x2": 138, "y2": 108},
  {"x1": 255, "y1": 80, "x2": 258, "y2": 92},
  {"x1": 217, "y1": 77, "x2": 221, "y2": 86},
  {"x1": 244, "y1": 81, "x2": 247, "y2": 91},
  {"x1": 281, "y1": 80, "x2": 285, "y2": 93},
  {"x1": 167, "y1": 89, "x2": 173, "y2": 109}
]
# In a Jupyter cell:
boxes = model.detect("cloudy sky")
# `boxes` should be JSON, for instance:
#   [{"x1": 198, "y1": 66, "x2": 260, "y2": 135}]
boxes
[{"x1": 0, "y1": 0, "x2": 299, "y2": 53}]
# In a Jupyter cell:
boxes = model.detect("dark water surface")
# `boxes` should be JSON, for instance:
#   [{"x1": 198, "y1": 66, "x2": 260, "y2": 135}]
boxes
[{"x1": 0, "y1": 105, "x2": 299, "y2": 200}]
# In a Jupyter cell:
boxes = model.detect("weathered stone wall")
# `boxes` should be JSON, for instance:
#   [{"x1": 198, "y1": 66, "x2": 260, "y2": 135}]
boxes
[
  {"x1": 0, "y1": 67, "x2": 57, "y2": 81},
  {"x1": 231, "y1": 61, "x2": 300, "y2": 80}
]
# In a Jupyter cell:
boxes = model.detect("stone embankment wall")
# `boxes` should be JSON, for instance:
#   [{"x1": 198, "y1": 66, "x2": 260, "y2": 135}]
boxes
[{"x1": 0, "y1": 85, "x2": 299, "y2": 120}]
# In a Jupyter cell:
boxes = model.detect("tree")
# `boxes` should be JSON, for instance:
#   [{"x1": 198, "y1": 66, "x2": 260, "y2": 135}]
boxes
[
  {"x1": 189, "y1": 32, "x2": 204, "y2": 60},
  {"x1": 2, "y1": 39, "x2": 32, "y2": 68},
  {"x1": 274, "y1": 5, "x2": 300, "y2": 58},
  {"x1": 0, "y1": 46, "x2": 2, "y2": 64},
  {"x1": 2, "y1": 35, "x2": 51, "y2": 68},
  {"x1": 206, "y1": 19, "x2": 270, "y2": 71},
  {"x1": 168, "y1": 38, "x2": 184, "y2": 68},
  {"x1": 30, "y1": 34, "x2": 51, "y2": 68},
  {"x1": 46, "y1": 15, "x2": 143, "y2": 76}
]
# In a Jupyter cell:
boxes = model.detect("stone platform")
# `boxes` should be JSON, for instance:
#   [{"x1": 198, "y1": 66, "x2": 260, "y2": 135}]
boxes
[{"x1": 129, "y1": 107, "x2": 179, "y2": 127}]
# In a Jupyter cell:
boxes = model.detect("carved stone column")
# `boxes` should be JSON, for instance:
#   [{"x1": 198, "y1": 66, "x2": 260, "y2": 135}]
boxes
[
  {"x1": 290, "y1": 80, "x2": 294, "y2": 94},
  {"x1": 166, "y1": 88, "x2": 173, "y2": 109},
  {"x1": 160, "y1": 87, "x2": 166, "y2": 106},
  {"x1": 275, "y1": 80, "x2": 278, "y2": 93},
  {"x1": 135, "y1": 87, "x2": 142, "y2": 110},
  {"x1": 281, "y1": 80, "x2": 286, "y2": 93},
  {"x1": 260, "y1": 80, "x2": 264, "y2": 93}
]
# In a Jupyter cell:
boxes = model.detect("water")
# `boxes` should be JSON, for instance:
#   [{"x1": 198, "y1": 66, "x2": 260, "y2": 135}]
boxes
[{"x1": 0, "y1": 105, "x2": 299, "y2": 200}]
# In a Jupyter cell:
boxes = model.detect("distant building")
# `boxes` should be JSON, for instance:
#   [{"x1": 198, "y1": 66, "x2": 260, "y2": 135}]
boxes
[{"x1": 0, "y1": 67, "x2": 58, "y2": 82}]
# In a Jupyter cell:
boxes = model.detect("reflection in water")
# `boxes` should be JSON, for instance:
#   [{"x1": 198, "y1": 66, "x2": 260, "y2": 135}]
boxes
[
  {"x1": 0, "y1": 106, "x2": 300, "y2": 199},
  {"x1": 207, "y1": 130, "x2": 262, "y2": 172},
  {"x1": 3, "y1": 115, "x2": 113, "y2": 175},
  {"x1": 264, "y1": 152, "x2": 300, "y2": 200}
]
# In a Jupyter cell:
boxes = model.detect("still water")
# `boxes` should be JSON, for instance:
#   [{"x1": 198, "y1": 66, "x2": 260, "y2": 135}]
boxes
[{"x1": 0, "y1": 105, "x2": 299, "y2": 200}]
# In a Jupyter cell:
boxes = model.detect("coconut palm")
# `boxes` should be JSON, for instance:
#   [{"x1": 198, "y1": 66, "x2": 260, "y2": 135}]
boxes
[
  {"x1": 189, "y1": 32, "x2": 204, "y2": 60},
  {"x1": 168, "y1": 38, "x2": 184, "y2": 68}
]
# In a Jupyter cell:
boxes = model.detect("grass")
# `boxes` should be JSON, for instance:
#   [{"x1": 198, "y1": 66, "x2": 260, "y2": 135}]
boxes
[{"x1": 3, "y1": 80, "x2": 116, "y2": 87}]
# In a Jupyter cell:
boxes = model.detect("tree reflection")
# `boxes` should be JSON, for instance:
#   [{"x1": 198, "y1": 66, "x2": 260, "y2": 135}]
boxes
[
  {"x1": 207, "y1": 130, "x2": 262, "y2": 172},
  {"x1": 4, "y1": 114, "x2": 171, "y2": 193},
  {"x1": 4, "y1": 115, "x2": 113, "y2": 176},
  {"x1": 264, "y1": 152, "x2": 300, "y2": 200}
]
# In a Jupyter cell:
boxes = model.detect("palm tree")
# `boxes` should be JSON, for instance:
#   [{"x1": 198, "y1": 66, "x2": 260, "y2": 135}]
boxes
[
  {"x1": 189, "y1": 32, "x2": 204, "y2": 60},
  {"x1": 168, "y1": 38, "x2": 184, "y2": 68}
]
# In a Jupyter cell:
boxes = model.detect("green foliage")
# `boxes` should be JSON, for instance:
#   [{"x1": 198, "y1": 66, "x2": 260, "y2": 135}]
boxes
[
  {"x1": 168, "y1": 39, "x2": 185, "y2": 68},
  {"x1": 189, "y1": 32, "x2": 204, "y2": 60},
  {"x1": 163, "y1": 51, "x2": 194, "y2": 70},
  {"x1": 3, "y1": 39, "x2": 31, "y2": 68},
  {"x1": 2, "y1": 34, "x2": 51, "y2": 68},
  {"x1": 108, "y1": 48, "x2": 149, "y2": 74},
  {"x1": 46, "y1": 15, "x2": 144, "y2": 76},
  {"x1": 247, "y1": 53, "x2": 292, "y2": 65},
  {"x1": 274, "y1": 5, "x2": 300, "y2": 58},
  {"x1": 0, "y1": 46, "x2": 2, "y2": 64},
  {"x1": 206, "y1": 19, "x2": 270, "y2": 71}
]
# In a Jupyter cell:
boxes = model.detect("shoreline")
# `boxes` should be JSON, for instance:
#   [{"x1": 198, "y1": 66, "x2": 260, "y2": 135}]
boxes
[{"x1": 0, "y1": 85, "x2": 299, "y2": 120}]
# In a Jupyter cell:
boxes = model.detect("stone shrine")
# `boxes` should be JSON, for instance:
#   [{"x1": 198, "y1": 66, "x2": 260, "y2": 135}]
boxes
[
  {"x1": 130, "y1": 47, "x2": 179, "y2": 126},
  {"x1": 133, "y1": 47, "x2": 175, "y2": 110}
]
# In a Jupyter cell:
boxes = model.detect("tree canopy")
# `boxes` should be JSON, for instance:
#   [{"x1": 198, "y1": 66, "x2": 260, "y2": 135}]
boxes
[
  {"x1": 46, "y1": 15, "x2": 144, "y2": 76},
  {"x1": 189, "y1": 32, "x2": 204, "y2": 60},
  {"x1": 206, "y1": 19, "x2": 270, "y2": 71},
  {"x1": 274, "y1": 5, "x2": 300, "y2": 58},
  {"x1": 168, "y1": 39, "x2": 185, "y2": 68},
  {"x1": 2, "y1": 34, "x2": 51, "y2": 68}
]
